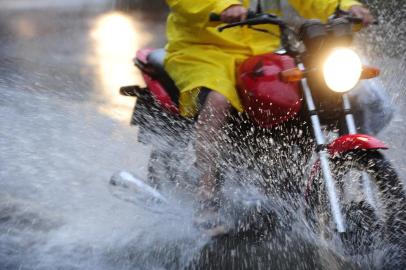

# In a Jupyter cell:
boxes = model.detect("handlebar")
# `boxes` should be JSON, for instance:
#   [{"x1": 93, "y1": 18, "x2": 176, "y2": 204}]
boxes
[
  {"x1": 209, "y1": 10, "x2": 377, "y2": 32},
  {"x1": 209, "y1": 12, "x2": 286, "y2": 32}
]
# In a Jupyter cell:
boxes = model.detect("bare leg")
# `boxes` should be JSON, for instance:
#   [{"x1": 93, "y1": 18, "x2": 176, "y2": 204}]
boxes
[{"x1": 195, "y1": 91, "x2": 231, "y2": 206}]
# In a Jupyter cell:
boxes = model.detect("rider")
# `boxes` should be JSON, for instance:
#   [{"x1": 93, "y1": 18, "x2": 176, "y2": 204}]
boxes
[{"x1": 164, "y1": 0, "x2": 374, "y2": 223}]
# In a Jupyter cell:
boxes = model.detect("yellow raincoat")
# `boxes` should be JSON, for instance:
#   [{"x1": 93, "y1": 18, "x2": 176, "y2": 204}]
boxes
[{"x1": 164, "y1": 0, "x2": 361, "y2": 117}]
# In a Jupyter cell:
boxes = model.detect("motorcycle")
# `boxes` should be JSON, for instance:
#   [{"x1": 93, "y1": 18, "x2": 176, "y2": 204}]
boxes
[{"x1": 114, "y1": 7, "x2": 406, "y2": 258}]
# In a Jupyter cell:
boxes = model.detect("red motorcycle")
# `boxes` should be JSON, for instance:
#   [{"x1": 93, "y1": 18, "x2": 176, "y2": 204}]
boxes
[{"x1": 116, "y1": 9, "x2": 406, "y2": 256}]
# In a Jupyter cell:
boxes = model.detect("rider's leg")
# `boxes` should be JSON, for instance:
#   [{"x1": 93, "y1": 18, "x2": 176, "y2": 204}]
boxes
[{"x1": 194, "y1": 90, "x2": 231, "y2": 208}]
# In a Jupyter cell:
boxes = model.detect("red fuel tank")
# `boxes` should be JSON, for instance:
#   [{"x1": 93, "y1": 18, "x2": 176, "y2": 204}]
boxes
[{"x1": 237, "y1": 53, "x2": 302, "y2": 128}]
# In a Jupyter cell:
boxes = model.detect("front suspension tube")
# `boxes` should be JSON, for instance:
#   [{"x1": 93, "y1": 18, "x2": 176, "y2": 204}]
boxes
[
  {"x1": 301, "y1": 73, "x2": 346, "y2": 233},
  {"x1": 318, "y1": 151, "x2": 345, "y2": 232}
]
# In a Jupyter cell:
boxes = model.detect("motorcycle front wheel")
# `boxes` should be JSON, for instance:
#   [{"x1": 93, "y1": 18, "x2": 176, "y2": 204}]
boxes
[{"x1": 312, "y1": 150, "x2": 406, "y2": 258}]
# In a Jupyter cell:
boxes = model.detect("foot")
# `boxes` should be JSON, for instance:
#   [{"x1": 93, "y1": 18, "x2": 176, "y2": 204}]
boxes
[
  {"x1": 194, "y1": 190, "x2": 227, "y2": 237},
  {"x1": 194, "y1": 207, "x2": 227, "y2": 237}
]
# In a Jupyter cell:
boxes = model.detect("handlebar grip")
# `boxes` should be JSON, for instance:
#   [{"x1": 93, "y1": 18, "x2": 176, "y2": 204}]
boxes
[
  {"x1": 209, "y1": 13, "x2": 221, "y2": 22},
  {"x1": 348, "y1": 17, "x2": 379, "y2": 25},
  {"x1": 348, "y1": 17, "x2": 363, "y2": 23}
]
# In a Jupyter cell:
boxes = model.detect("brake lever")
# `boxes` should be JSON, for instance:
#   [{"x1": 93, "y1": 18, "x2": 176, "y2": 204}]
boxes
[
  {"x1": 218, "y1": 21, "x2": 247, "y2": 32},
  {"x1": 218, "y1": 14, "x2": 283, "y2": 32}
]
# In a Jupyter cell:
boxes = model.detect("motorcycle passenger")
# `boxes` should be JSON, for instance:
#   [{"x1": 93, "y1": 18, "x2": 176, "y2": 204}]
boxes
[{"x1": 163, "y1": 0, "x2": 374, "y2": 227}]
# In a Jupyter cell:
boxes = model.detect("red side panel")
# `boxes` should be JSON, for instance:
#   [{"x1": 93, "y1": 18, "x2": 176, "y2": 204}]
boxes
[
  {"x1": 142, "y1": 73, "x2": 179, "y2": 114},
  {"x1": 237, "y1": 53, "x2": 302, "y2": 128},
  {"x1": 328, "y1": 134, "x2": 388, "y2": 156},
  {"x1": 135, "y1": 48, "x2": 179, "y2": 114}
]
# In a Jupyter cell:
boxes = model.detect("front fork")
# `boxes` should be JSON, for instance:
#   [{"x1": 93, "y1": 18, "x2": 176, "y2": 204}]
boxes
[
  {"x1": 301, "y1": 75, "x2": 347, "y2": 232},
  {"x1": 341, "y1": 93, "x2": 378, "y2": 211},
  {"x1": 302, "y1": 77, "x2": 385, "y2": 232}
]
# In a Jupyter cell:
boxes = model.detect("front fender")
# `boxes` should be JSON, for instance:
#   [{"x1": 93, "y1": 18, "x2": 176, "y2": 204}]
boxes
[{"x1": 328, "y1": 134, "x2": 388, "y2": 156}]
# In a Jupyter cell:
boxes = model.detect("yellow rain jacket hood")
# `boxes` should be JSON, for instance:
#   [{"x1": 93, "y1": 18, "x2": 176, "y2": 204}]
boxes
[{"x1": 164, "y1": 0, "x2": 361, "y2": 116}]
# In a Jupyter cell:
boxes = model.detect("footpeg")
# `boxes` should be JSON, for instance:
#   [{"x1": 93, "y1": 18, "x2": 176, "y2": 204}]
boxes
[
  {"x1": 119, "y1": 85, "x2": 147, "y2": 97},
  {"x1": 109, "y1": 171, "x2": 168, "y2": 204}
]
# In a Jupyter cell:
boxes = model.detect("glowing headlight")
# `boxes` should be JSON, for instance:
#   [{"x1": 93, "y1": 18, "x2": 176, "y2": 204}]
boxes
[{"x1": 323, "y1": 48, "x2": 362, "y2": 93}]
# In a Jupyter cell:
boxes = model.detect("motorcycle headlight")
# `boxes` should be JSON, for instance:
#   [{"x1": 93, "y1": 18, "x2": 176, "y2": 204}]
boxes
[{"x1": 323, "y1": 48, "x2": 362, "y2": 93}]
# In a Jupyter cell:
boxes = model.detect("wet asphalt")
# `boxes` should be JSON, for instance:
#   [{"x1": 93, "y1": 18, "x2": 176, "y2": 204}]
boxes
[{"x1": 0, "y1": 1, "x2": 168, "y2": 269}]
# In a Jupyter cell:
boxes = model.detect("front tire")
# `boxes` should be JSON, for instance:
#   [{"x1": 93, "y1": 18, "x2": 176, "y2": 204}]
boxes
[{"x1": 313, "y1": 150, "x2": 406, "y2": 258}]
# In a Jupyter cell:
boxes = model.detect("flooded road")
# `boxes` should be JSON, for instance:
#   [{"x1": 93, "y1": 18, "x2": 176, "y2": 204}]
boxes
[
  {"x1": 0, "y1": 1, "x2": 175, "y2": 269},
  {"x1": 0, "y1": 0, "x2": 405, "y2": 269}
]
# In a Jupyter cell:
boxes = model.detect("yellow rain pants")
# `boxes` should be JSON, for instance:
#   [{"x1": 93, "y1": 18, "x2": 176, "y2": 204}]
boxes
[{"x1": 164, "y1": 0, "x2": 361, "y2": 117}]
